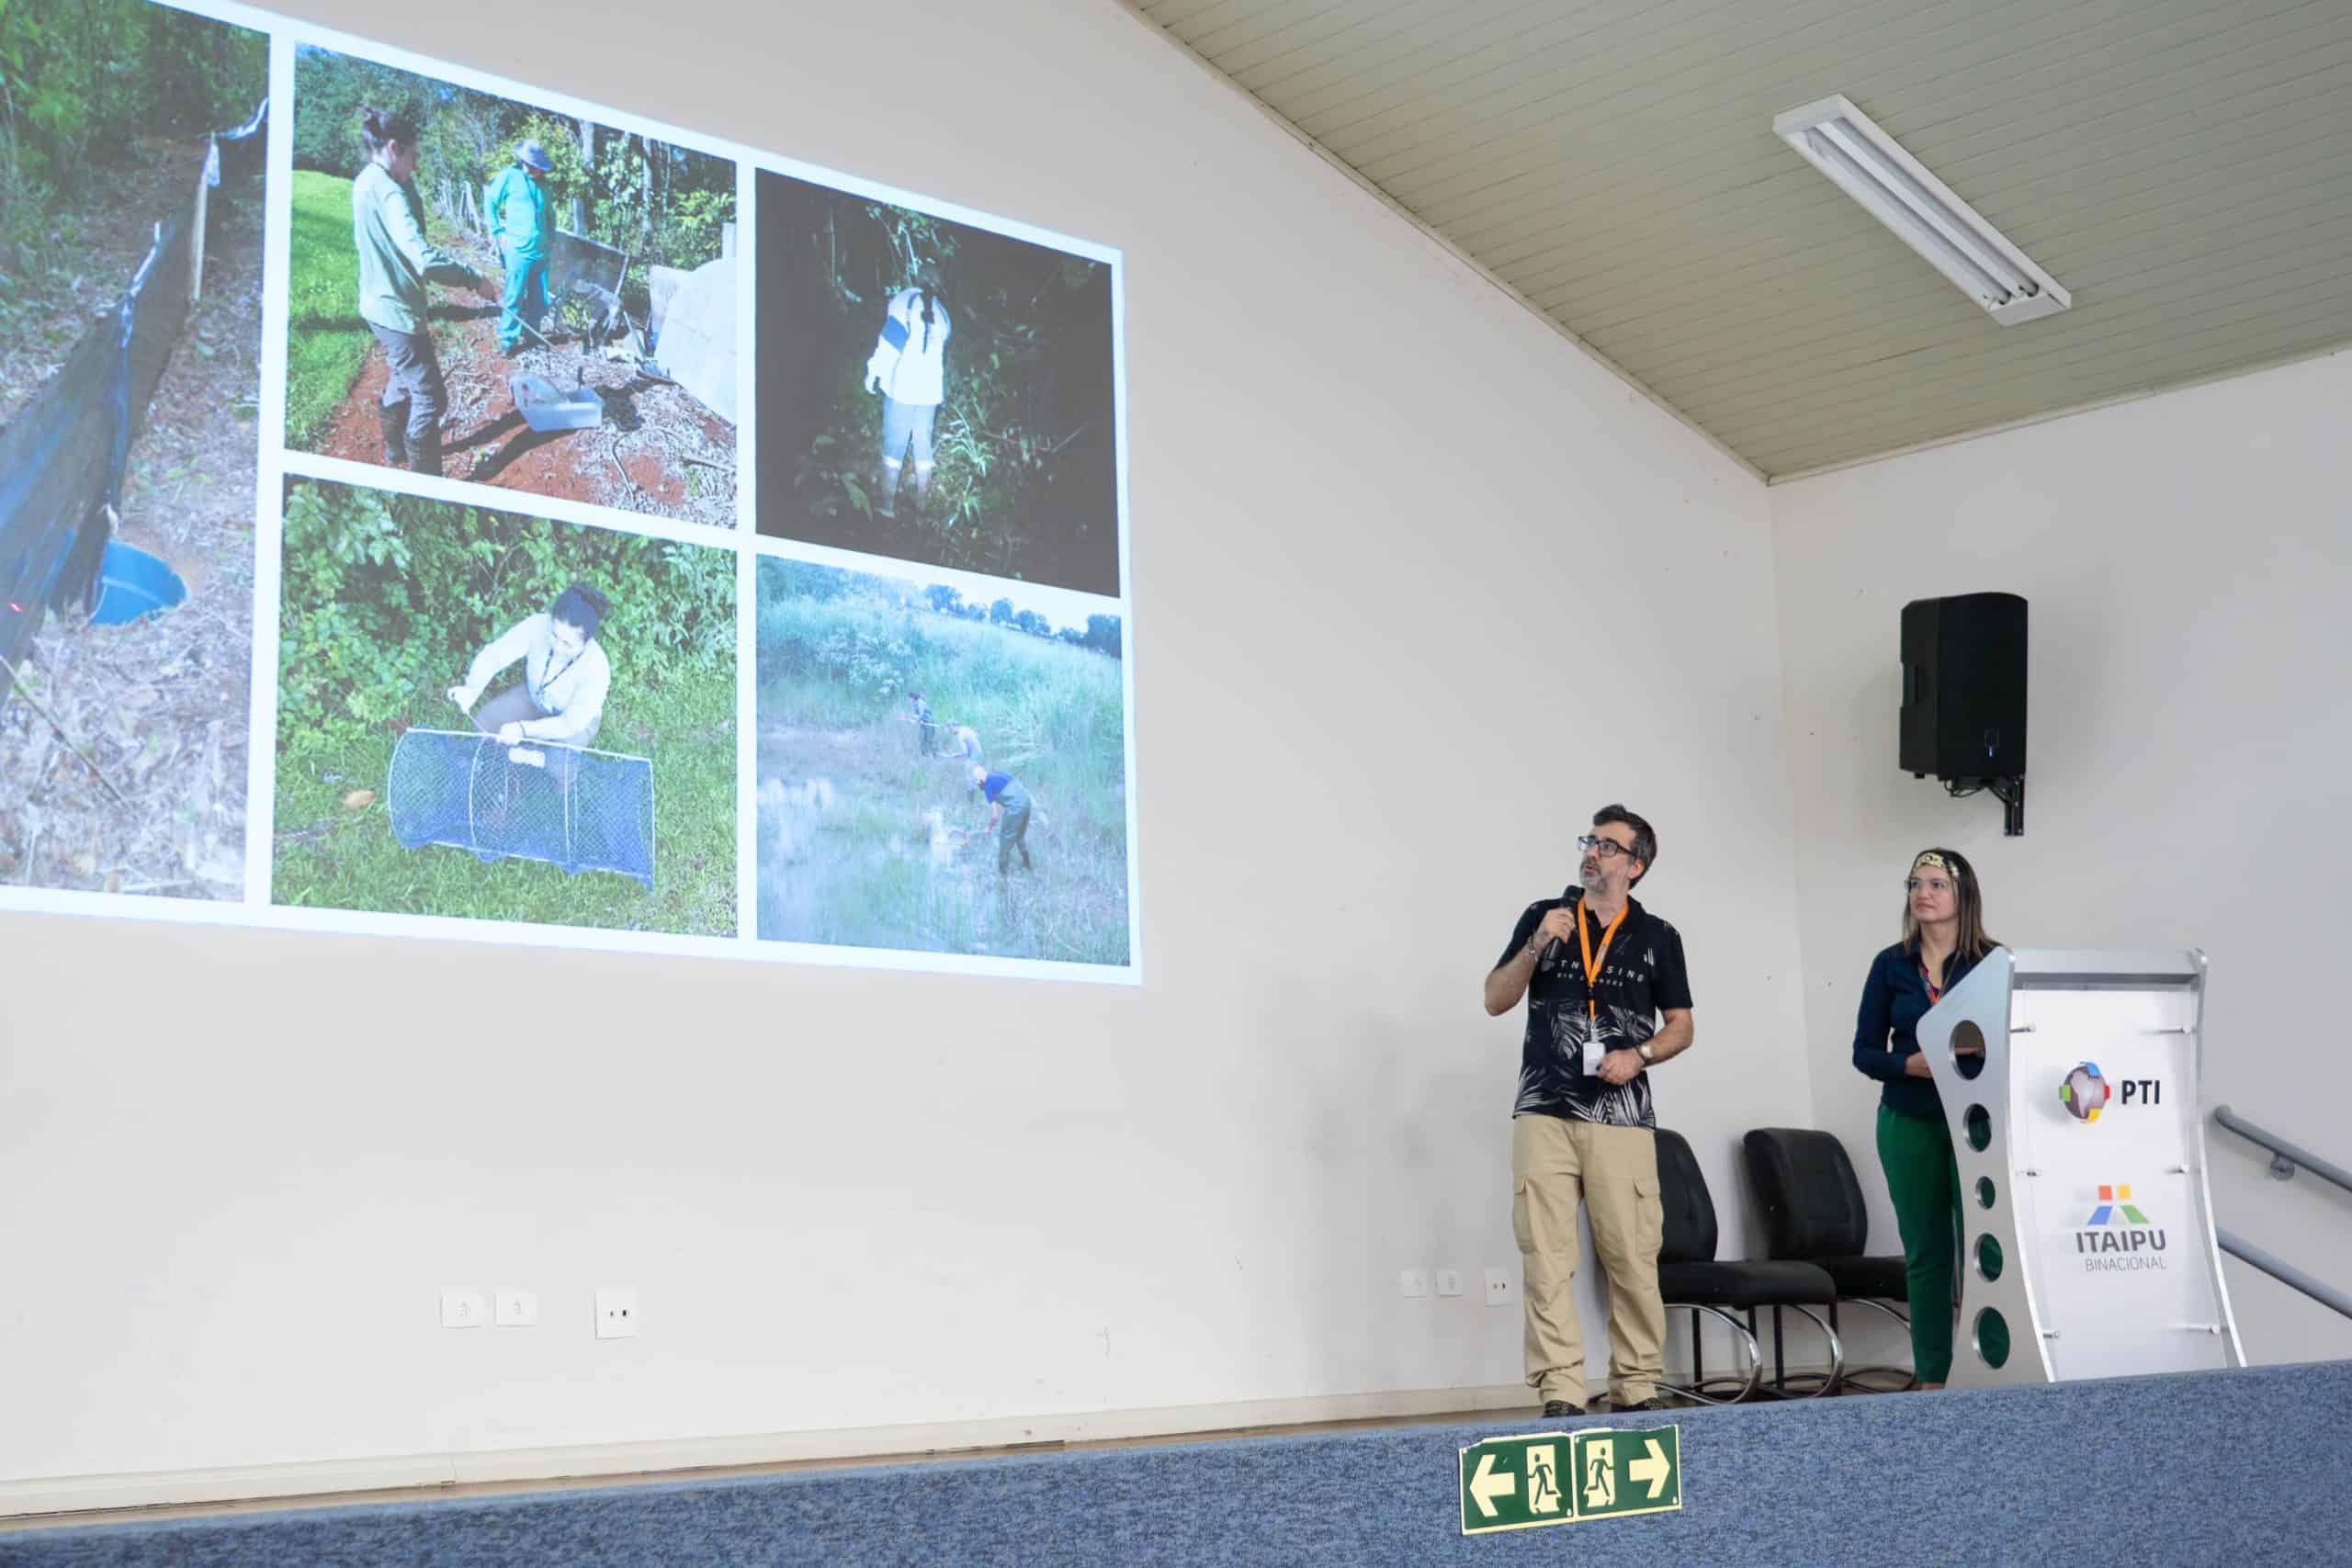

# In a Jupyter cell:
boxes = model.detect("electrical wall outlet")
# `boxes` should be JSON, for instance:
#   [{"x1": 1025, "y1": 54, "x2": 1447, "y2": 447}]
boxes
[
  {"x1": 439, "y1": 1290, "x2": 485, "y2": 1328},
  {"x1": 1399, "y1": 1269, "x2": 1430, "y2": 1299},
  {"x1": 1484, "y1": 1268, "x2": 1514, "y2": 1308},
  {"x1": 1435, "y1": 1269, "x2": 1464, "y2": 1298},
  {"x1": 595, "y1": 1287, "x2": 639, "y2": 1339},
  {"x1": 494, "y1": 1290, "x2": 537, "y2": 1327}
]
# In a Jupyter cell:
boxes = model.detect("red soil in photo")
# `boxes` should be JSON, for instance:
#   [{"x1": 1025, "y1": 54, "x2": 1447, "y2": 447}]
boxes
[{"x1": 311, "y1": 238, "x2": 734, "y2": 525}]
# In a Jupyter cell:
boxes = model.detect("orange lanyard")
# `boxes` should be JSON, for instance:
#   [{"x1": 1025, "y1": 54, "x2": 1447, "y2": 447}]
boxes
[{"x1": 1577, "y1": 900, "x2": 1627, "y2": 1024}]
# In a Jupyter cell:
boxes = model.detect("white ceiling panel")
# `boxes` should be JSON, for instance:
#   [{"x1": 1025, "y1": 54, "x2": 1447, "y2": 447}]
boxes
[{"x1": 1127, "y1": 0, "x2": 2352, "y2": 477}]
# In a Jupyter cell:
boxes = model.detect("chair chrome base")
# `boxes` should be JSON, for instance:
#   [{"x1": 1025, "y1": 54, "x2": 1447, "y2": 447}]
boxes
[
  {"x1": 1660, "y1": 1302, "x2": 1849, "y2": 1405},
  {"x1": 1826, "y1": 1296, "x2": 1917, "y2": 1393}
]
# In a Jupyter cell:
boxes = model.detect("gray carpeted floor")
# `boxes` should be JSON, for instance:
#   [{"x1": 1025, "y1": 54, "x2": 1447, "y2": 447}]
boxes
[{"x1": 6, "y1": 1359, "x2": 2348, "y2": 1565}]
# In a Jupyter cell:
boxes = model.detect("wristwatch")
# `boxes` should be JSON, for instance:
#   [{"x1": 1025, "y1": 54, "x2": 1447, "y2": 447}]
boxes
[{"x1": 1635, "y1": 1043, "x2": 1656, "y2": 1064}]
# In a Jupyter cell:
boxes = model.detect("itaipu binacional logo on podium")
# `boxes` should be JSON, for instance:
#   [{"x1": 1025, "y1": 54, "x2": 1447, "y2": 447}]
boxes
[
  {"x1": 2077, "y1": 1182, "x2": 2168, "y2": 1273},
  {"x1": 2059, "y1": 1061, "x2": 2112, "y2": 1122}
]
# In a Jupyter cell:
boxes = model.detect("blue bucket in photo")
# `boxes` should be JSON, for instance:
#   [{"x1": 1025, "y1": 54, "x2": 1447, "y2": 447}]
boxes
[{"x1": 90, "y1": 540, "x2": 187, "y2": 626}]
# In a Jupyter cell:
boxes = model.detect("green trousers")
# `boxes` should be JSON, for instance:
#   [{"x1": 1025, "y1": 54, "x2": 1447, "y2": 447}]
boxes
[{"x1": 1876, "y1": 1103, "x2": 1962, "y2": 1382}]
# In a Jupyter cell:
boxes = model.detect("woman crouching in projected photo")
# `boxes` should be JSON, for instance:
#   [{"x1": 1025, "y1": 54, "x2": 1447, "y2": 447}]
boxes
[{"x1": 447, "y1": 582, "x2": 613, "y2": 794}]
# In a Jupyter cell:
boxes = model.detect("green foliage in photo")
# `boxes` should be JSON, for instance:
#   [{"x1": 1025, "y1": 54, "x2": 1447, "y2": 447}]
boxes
[
  {"x1": 290, "y1": 45, "x2": 735, "y2": 318},
  {"x1": 0, "y1": 0, "x2": 265, "y2": 315},
  {"x1": 761, "y1": 174, "x2": 1122, "y2": 597},
  {"x1": 275, "y1": 480, "x2": 737, "y2": 936}
]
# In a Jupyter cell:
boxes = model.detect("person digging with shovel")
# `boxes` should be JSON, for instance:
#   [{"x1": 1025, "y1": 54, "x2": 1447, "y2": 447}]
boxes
[{"x1": 968, "y1": 762, "x2": 1035, "y2": 878}]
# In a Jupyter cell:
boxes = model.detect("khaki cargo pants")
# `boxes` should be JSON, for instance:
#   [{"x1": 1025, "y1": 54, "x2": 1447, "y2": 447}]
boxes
[{"x1": 1511, "y1": 1113, "x2": 1667, "y2": 1407}]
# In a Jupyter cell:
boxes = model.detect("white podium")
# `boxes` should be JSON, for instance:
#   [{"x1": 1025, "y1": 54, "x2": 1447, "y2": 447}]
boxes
[{"x1": 1917, "y1": 948, "x2": 2245, "y2": 1388}]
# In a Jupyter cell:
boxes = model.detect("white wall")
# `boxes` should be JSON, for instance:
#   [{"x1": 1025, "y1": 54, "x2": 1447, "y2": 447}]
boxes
[
  {"x1": 0, "y1": 0, "x2": 1808, "y2": 1500},
  {"x1": 1770, "y1": 349, "x2": 2352, "y2": 1373}
]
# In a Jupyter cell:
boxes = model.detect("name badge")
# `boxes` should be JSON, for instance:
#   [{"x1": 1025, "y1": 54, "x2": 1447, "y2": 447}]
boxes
[{"x1": 1583, "y1": 1034, "x2": 1606, "y2": 1077}]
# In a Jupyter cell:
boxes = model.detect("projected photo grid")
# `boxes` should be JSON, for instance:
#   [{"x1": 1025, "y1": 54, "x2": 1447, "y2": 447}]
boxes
[{"x1": 0, "y1": 0, "x2": 1136, "y2": 981}]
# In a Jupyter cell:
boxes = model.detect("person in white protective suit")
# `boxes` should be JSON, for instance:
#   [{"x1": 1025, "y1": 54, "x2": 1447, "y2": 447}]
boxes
[{"x1": 864, "y1": 267, "x2": 951, "y2": 518}]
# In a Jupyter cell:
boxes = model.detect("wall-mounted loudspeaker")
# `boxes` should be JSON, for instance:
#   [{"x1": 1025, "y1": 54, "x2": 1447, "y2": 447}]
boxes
[{"x1": 1901, "y1": 592, "x2": 2027, "y2": 833}]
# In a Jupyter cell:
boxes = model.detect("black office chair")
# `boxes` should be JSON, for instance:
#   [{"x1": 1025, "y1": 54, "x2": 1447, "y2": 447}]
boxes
[
  {"x1": 1742, "y1": 1127, "x2": 1916, "y2": 1393},
  {"x1": 1654, "y1": 1127, "x2": 1844, "y2": 1404}
]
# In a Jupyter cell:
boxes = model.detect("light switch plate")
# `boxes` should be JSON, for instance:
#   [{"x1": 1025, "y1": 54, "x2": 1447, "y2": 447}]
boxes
[
  {"x1": 1399, "y1": 1269, "x2": 1430, "y2": 1299},
  {"x1": 439, "y1": 1290, "x2": 485, "y2": 1328},
  {"x1": 1435, "y1": 1269, "x2": 1464, "y2": 1298},
  {"x1": 495, "y1": 1290, "x2": 537, "y2": 1326}
]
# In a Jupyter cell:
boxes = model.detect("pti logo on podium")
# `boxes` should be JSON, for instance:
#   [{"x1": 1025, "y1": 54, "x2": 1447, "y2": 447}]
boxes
[{"x1": 2059, "y1": 1061, "x2": 2111, "y2": 1122}]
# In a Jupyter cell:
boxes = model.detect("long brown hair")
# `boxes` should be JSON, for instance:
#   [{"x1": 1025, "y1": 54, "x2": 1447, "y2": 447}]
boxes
[{"x1": 1901, "y1": 846, "x2": 1998, "y2": 959}]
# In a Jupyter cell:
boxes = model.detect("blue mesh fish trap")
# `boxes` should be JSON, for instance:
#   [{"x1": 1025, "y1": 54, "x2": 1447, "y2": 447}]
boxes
[{"x1": 387, "y1": 728, "x2": 655, "y2": 891}]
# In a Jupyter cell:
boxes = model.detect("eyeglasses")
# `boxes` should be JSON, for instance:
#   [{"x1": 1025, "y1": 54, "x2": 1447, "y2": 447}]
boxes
[{"x1": 1576, "y1": 835, "x2": 1635, "y2": 860}]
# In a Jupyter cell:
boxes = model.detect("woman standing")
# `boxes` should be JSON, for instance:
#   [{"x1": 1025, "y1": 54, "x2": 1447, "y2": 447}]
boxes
[
  {"x1": 350, "y1": 107, "x2": 487, "y2": 477},
  {"x1": 864, "y1": 267, "x2": 951, "y2": 519},
  {"x1": 1851, "y1": 848, "x2": 1998, "y2": 1390}
]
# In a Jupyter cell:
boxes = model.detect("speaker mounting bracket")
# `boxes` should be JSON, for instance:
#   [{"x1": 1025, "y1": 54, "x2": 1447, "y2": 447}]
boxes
[
  {"x1": 1987, "y1": 775, "x2": 2025, "y2": 837},
  {"x1": 1939, "y1": 773, "x2": 2026, "y2": 836}
]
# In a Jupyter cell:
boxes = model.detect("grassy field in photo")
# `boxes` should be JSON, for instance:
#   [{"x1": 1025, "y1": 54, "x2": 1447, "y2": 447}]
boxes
[
  {"x1": 272, "y1": 479, "x2": 737, "y2": 936},
  {"x1": 283, "y1": 169, "x2": 382, "y2": 448},
  {"x1": 756, "y1": 562, "x2": 1128, "y2": 966},
  {"x1": 273, "y1": 670, "x2": 733, "y2": 933}
]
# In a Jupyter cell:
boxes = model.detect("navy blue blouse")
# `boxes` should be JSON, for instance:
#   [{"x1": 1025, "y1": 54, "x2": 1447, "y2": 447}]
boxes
[{"x1": 1851, "y1": 942, "x2": 1988, "y2": 1120}]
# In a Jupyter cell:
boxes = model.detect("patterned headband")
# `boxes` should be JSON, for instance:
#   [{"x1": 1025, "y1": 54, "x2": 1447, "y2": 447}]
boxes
[{"x1": 1912, "y1": 852, "x2": 1953, "y2": 876}]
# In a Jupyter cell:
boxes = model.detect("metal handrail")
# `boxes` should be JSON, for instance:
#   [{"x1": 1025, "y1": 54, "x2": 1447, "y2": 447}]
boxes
[
  {"x1": 2212, "y1": 1105, "x2": 2352, "y2": 1194},
  {"x1": 2210, "y1": 1107, "x2": 2352, "y2": 1320},
  {"x1": 2217, "y1": 1228, "x2": 2352, "y2": 1322}
]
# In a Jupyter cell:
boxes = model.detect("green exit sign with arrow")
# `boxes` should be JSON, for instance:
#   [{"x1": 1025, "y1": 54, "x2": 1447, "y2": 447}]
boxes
[{"x1": 1457, "y1": 1424, "x2": 1681, "y2": 1535}]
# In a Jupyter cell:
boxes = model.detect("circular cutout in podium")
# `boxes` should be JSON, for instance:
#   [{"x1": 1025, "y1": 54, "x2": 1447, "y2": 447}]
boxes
[
  {"x1": 1973, "y1": 1307, "x2": 2011, "y2": 1369},
  {"x1": 1976, "y1": 1176, "x2": 1996, "y2": 1210},
  {"x1": 1963, "y1": 1103, "x2": 1993, "y2": 1152},
  {"x1": 1975, "y1": 1234, "x2": 2005, "y2": 1281},
  {"x1": 1951, "y1": 1019, "x2": 1987, "y2": 1079}
]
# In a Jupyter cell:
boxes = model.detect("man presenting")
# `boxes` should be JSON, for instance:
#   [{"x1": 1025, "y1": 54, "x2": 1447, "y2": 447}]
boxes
[{"x1": 1484, "y1": 805, "x2": 1693, "y2": 1417}]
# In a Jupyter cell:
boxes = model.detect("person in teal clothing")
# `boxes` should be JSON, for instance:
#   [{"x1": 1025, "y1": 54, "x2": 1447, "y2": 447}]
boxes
[{"x1": 484, "y1": 140, "x2": 553, "y2": 355}]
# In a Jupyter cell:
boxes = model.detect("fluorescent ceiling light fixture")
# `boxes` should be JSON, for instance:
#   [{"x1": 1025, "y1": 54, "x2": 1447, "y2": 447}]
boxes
[{"x1": 1774, "y1": 95, "x2": 2071, "y2": 326}]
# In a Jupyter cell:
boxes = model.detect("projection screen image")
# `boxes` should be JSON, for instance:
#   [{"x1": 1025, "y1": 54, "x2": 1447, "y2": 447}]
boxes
[{"x1": 0, "y1": 0, "x2": 1136, "y2": 982}]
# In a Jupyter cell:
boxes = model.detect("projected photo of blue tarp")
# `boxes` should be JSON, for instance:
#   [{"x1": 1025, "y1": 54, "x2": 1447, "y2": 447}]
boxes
[{"x1": 389, "y1": 728, "x2": 654, "y2": 890}]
